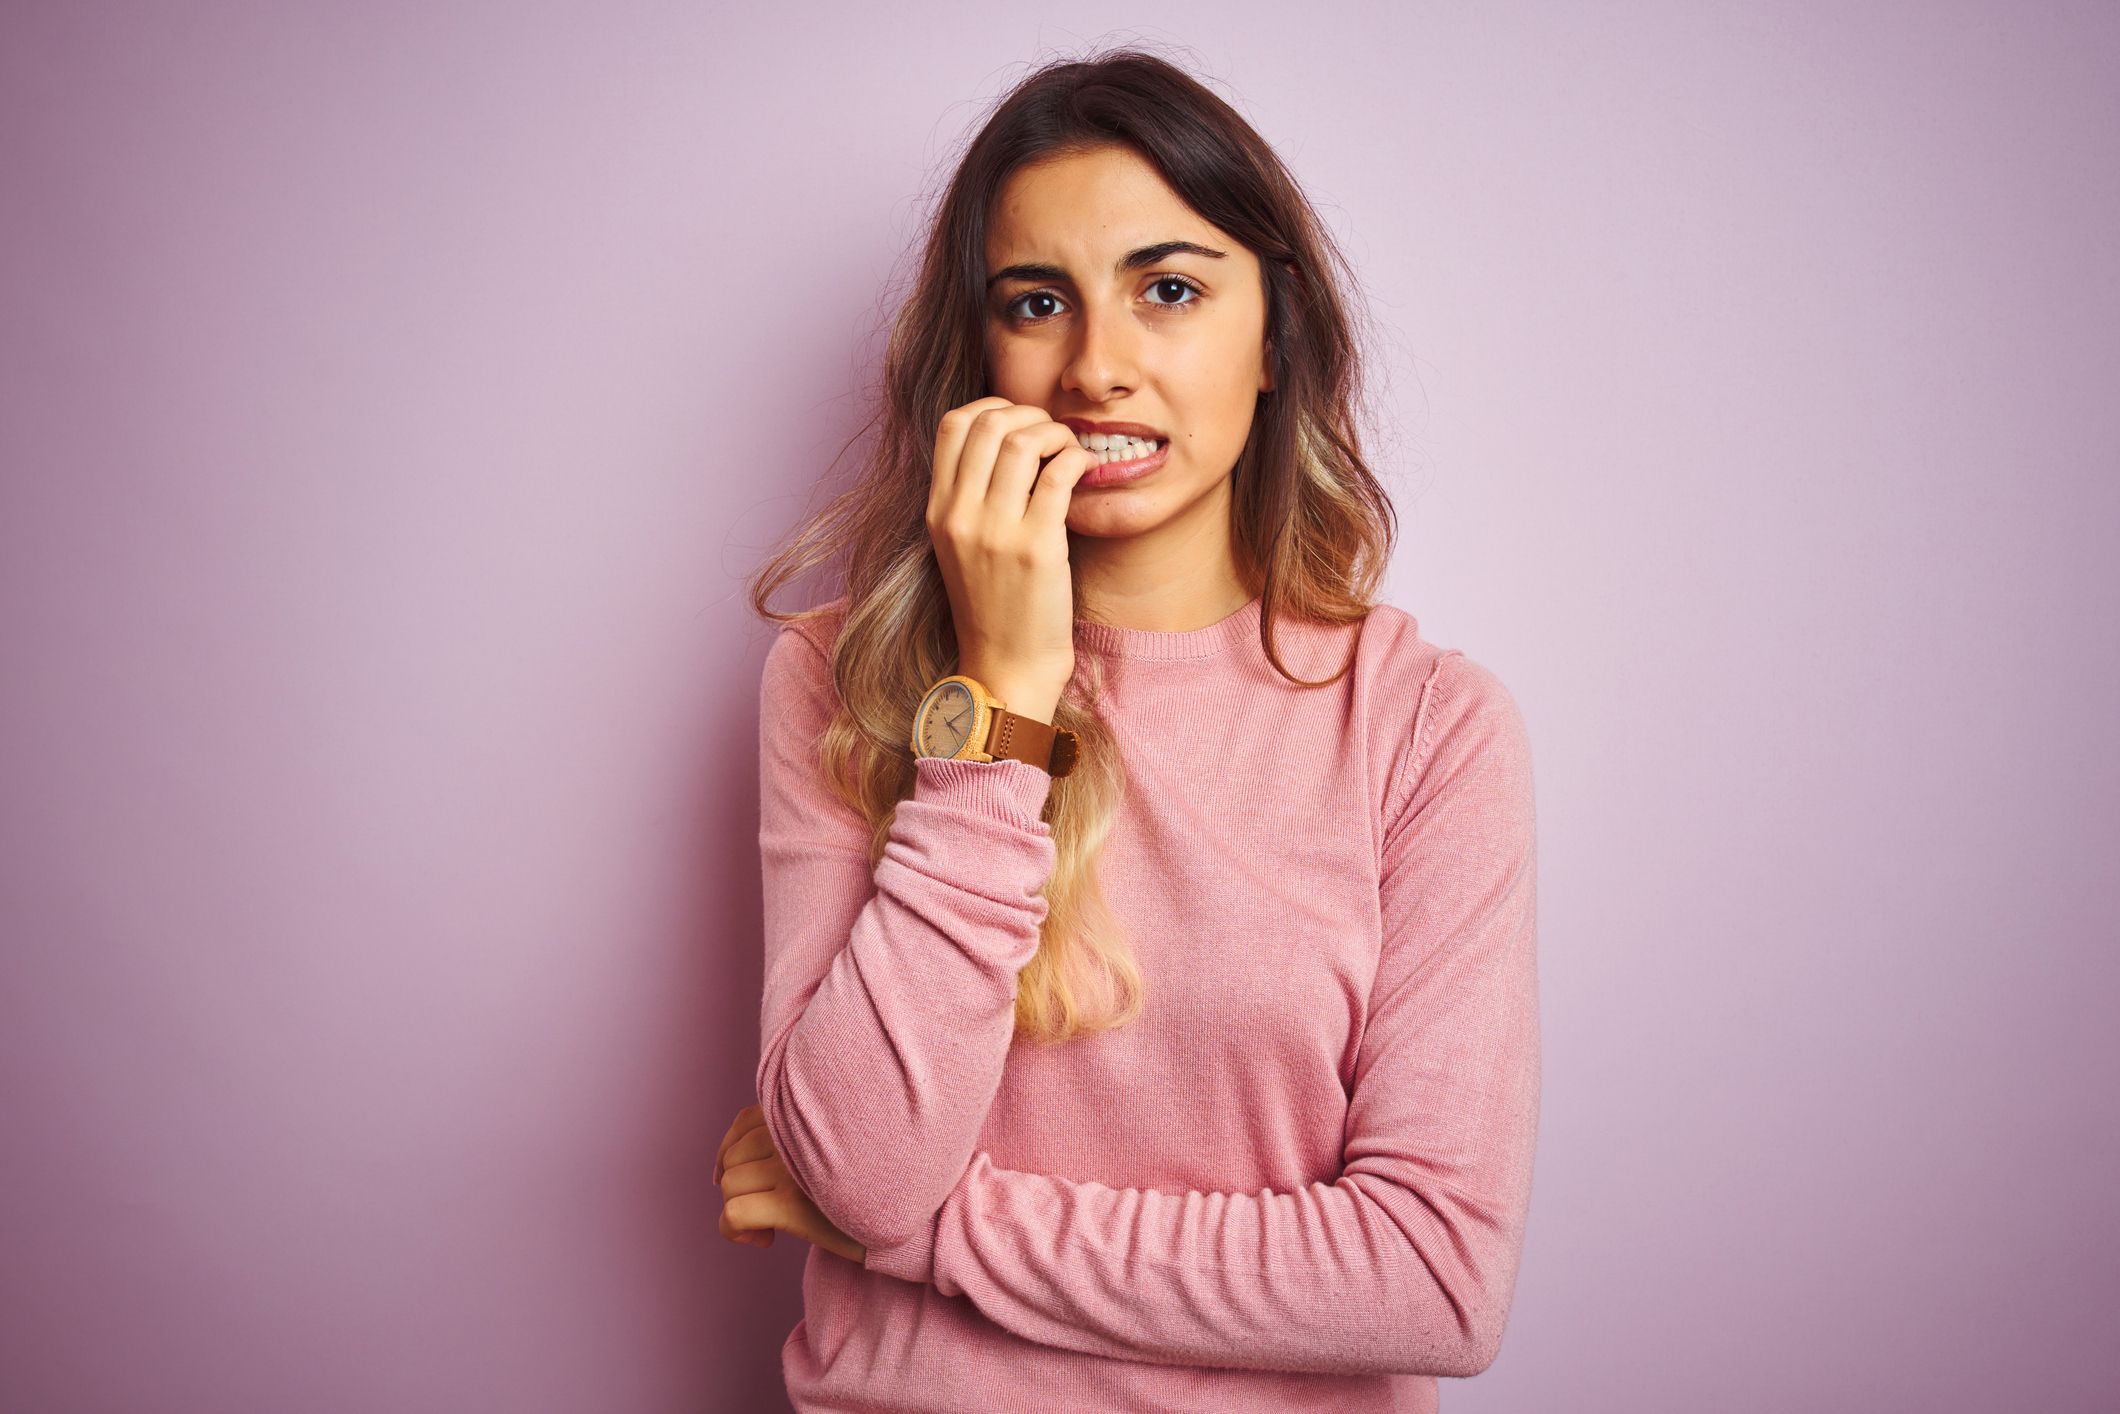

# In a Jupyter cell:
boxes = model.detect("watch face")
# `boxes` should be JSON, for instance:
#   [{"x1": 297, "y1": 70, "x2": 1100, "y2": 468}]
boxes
[{"x1": 917, "y1": 681, "x2": 977, "y2": 758}]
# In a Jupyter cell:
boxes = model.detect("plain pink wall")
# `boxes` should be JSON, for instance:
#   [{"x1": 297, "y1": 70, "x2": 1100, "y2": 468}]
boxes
[{"x1": 3, "y1": 2, "x2": 2115, "y2": 1411}]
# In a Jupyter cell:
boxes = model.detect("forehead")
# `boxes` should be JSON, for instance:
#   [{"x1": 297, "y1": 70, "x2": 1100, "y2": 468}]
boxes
[{"x1": 985, "y1": 146, "x2": 1243, "y2": 271}]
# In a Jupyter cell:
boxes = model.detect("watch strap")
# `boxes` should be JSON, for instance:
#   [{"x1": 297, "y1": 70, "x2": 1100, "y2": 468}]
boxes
[{"x1": 986, "y1": 707, "x2": 1079, "y2": 779}]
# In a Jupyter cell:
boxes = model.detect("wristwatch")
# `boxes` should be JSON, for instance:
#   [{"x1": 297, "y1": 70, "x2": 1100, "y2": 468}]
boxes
[{"x1": 911, "y1": 675, "x2": 1079, "y2": 778}]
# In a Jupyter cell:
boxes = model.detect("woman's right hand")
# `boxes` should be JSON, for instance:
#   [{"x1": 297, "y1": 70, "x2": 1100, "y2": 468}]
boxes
[{"x1": 927, "y1": 398, "x2": 1095, "y2": 726}]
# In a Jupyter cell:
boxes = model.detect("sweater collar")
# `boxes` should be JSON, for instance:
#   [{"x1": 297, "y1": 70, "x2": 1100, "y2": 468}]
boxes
[{"x1": 1074, "y1": 597, "x2": 1262, "y2": 662}]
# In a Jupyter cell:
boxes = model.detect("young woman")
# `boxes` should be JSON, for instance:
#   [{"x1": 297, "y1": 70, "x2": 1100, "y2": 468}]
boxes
[{"x1": 715, "y1": 51, "x2": 1539, "y2": 1413}]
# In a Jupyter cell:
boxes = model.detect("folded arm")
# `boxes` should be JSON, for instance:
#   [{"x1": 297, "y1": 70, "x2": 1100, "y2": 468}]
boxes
[{"x1": 903, "y1": 654, "x2": 1541, "y2": 1376}]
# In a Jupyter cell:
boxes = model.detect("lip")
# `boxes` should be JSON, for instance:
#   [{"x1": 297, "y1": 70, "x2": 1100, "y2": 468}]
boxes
[
  {"x1": 1078, "y1": 439, "x2": 1169, "y2": 488},
  {"x1": 1057, "y1": 417, "x2": 1171, "y2": 489},
  {"x1": 1059, "y1": 418, "x2": 1168, "y2": 441}
]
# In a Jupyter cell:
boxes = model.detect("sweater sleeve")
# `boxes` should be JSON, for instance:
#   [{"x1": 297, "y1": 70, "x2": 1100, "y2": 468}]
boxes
[
  {"x1": 753, "y1": 624, "x2": 1060, "y2": 1270},
  {"x1": 909, "y1": 652, "x2": 1540, "y2": 1377}
]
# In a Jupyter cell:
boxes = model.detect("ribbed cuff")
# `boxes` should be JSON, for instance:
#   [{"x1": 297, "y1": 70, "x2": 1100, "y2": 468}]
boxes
[
  {"x1": 861, "y1": 1210, "x2": 940, "y2": 1285},
  {"x1": 912, "y1": 757, "x2": 1054, "y2": 833}
]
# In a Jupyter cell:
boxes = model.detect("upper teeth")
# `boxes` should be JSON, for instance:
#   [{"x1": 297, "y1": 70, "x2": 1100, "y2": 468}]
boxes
[{"x1": 1077, "y1": 433, "x2": 1161, "y2": 464}]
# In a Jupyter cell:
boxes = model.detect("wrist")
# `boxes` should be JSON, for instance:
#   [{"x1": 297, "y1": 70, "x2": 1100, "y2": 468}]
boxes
[
  {"x1": 911, "y1": 671, "x2": 1080, "y2": 779},
  {"x1": 958, "y1": 664, "x2": 1063, "y2": 725}
]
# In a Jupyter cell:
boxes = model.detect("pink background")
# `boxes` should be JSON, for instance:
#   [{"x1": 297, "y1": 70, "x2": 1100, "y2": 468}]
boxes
[{"x1": 4, "y1": 2, "x2": 2115, "y2": 1410}]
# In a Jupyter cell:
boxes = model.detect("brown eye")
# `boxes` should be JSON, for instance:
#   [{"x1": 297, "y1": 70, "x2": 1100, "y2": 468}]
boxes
[
  {"x1": 1008, "y1": 291, "x2": 1064, "y2": 321},
  {"x1": 1146, "y1": 277, "x2": 1199, "y2": 307}
]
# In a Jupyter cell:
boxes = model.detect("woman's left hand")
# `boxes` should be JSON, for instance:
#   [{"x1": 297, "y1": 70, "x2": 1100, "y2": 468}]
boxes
[{"x1": 716, "y1": 1105, "x2": 866, "y2": 1263}]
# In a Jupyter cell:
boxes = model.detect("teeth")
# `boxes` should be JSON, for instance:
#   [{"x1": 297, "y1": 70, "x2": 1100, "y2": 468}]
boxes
[{"x1": 1076, "y1": 433, "x2": 1160, "y2": 463}]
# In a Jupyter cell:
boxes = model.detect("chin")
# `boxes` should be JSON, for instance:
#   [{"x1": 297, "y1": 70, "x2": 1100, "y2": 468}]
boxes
[{"x1": 1064, "y1": 500, "x2": 1167, "y2": 541}]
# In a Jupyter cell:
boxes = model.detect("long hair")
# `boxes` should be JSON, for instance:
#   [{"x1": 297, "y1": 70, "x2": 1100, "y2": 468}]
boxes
[{"x1": 751, "y1": 50, "x2": 1395, "y2": 1042}]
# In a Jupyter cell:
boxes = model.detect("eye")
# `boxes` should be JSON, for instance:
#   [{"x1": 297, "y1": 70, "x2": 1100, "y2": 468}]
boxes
[
  {"x1": 1144, "y1": 276, "x2": 1201, "y2": 307},
  {"x1": 1005, "y1": 290, "x2": 1067, "y2": 322}
]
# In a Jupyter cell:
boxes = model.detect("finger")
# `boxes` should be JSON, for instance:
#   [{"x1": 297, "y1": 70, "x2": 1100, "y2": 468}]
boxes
[
  {"x1": 713, "y1": 1105, "x2": 767, "y2": 1184},
  {"x1": 948, "y1": 404, "x2": 1050, "y2": 515},
  {"x1": 721, "y1": 1182, "x2": 783, "y2": 1237},
  {"x1": 719, "y1": 1154, "x2": 794, "y2": 1201},
  {"x1": 717, "y1": 1125, "x2": 779, "y2": 1178},
  {"x1": 930, "y1": 397, "x2": 1014, "y2": 514},
  {"x1": 723, "y1": 1188, "x2": 805, "y2": 1241},
  {"x1": 715, "y1": 1104, "x2": 764, "y2": 1163},
  {"x1": 1026, "y1": 442, "x2": 1095, "y2": 530},
  {"x1": 725, "y1": 1187, "x2": 848, "y2": 1259},
  {"x1": 720, "y1": 1203, "x2": 776, "y2": 1249},
  {"x1": 985, "y1": 419, "x2": 1080, "y2": 519}
]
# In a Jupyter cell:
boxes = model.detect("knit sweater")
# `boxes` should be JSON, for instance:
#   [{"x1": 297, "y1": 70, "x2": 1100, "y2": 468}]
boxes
[{"x1": 755, "y1": 598, "x2": 1539, "y2": 1414}]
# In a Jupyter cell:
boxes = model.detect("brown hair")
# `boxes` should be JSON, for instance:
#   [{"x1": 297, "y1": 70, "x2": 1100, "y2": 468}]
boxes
[{"x1": 752, "y1": 49, "x2": 1395, "y2": 1040}]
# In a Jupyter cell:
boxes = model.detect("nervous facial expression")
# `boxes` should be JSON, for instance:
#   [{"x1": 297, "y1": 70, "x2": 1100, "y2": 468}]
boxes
[{"x1": 983, "y1": 145, "x2": 1273, "y2": 546}]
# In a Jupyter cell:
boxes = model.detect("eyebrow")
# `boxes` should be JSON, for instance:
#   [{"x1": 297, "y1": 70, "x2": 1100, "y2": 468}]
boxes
[{"x1": 985, "y1": 240, "x2": 1228, "y2": 289}]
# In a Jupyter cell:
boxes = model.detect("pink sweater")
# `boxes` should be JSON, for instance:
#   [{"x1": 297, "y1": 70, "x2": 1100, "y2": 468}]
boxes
[{"x1": 756, "y1": 598, "x2": 1538, "y2": 1413}]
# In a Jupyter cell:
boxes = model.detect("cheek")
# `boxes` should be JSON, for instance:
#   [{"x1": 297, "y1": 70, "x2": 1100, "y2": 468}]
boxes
[
  {"x1": 986, "y1": 333, "x2": 1059, "y2": 401},
  {"x1": 1170, "y1": 320, "x2": 1267, "y2": 405},
  {"x1": 1169, "y1": 344, "x2": 1264, "y2": 447}
]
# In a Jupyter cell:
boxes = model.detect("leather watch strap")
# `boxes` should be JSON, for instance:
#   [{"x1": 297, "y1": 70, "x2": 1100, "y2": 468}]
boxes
[{"x1": 985, "y1": 708, "x2": 1080, "y2": 778}]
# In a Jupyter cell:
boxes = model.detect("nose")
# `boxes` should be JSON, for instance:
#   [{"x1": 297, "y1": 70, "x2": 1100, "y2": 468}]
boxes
[{"x1": 1060, "y1": 297, "x2": 1139, "y2": 404}]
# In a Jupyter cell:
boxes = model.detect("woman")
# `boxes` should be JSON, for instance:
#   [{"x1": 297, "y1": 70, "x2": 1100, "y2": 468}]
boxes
[{"x1": 716, "y1": 50, "x2": 1538, "y2": 1413}]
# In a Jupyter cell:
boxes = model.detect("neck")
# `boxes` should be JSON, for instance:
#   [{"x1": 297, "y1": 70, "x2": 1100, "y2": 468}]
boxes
[{"x1": 1071, "y1": 484, "x2": 1253, "y2": 633}]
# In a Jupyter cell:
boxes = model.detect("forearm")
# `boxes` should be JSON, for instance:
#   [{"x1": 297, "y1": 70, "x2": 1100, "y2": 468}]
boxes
[
  {"x1": 923, "y1": 1149, "x2": 1531, "y2": 1377},
  {"x1": 758, "y1": 758, "x2": 1055, "y2": 1259}
]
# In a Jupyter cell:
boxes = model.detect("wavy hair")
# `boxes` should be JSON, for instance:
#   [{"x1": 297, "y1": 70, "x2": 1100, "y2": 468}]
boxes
[{"x1": 751, "y1": 50, "x2": 1395, "y2": 1041}]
